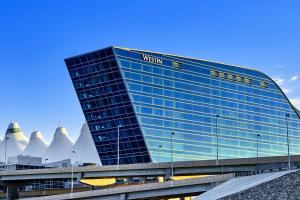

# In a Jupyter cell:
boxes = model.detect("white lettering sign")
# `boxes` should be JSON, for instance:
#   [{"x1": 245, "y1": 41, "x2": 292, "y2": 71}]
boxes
[{"x1": 142, "y1": 54, "x2": 163, "y2": 65}]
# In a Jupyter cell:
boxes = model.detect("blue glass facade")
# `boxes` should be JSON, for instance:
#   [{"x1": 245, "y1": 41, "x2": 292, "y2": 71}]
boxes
[{"x1": 65, "y1": 46, "x2": 300, "y2": 165}]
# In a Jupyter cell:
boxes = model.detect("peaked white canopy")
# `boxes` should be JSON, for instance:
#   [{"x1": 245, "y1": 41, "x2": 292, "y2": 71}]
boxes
[
  {"x1": 0, "y1": 122, "x2": 29, "y2": 162},
  {"x1": 23, "y1": 131, "x2": 49, "y2": 157},
  {"x1": 43, "y1": 127, "x2": 74, "y2": 163},
  {"x1": 69, "y1": 123, "x2": 101, "y2": 165}
]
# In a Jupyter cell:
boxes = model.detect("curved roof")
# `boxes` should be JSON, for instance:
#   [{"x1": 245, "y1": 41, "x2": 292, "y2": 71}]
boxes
[
  {"x1": 43, "y1": 127, "x2": 74, "y2": 163},
  {"x1": 23, "y1": 131, "x2": 49, "y2": 157},
  {"x1": 0, "y1": 122, "x2": 29, "y2": 161},
  {"x1": 69, "y1": 123, "x2": 101, "y2": 165}
]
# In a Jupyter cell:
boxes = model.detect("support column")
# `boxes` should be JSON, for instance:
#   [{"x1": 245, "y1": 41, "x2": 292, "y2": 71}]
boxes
[
  {"x1": 165, "y1": 168, "x2": 172, "y2": 181},
  {"x1": 7, "y1": 186, "x2": 19, "y2": 200},
  {"x1": 119, "y1": 193, "x2": 127, "y2": 200}
]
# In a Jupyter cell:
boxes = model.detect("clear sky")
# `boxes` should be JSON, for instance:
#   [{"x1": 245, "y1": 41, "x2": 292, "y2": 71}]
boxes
[{"x1": 0, "y1": 0, "x2": 299, "y2": 142}]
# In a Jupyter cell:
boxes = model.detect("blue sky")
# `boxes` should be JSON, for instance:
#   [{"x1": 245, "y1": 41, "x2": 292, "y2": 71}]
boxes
[{"x1": 0, "y1": 0, "x2": 299, "y2": 142}]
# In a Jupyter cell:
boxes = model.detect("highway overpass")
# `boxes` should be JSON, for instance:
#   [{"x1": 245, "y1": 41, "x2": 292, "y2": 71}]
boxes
[{"x1": 1, "y1": 155, "x2": 300, "y2": 199}]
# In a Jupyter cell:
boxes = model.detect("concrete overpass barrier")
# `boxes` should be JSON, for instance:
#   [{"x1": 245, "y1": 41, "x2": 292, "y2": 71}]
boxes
[
  {"x1": 1, "y1": 155, "x2": 299, "y2": 182},
  {"x1": 24, "y1": 173, "x2": 235, "y2": 200}
]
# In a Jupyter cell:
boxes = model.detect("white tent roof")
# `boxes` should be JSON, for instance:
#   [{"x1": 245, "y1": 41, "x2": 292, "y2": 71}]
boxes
[
  {"x1": 69, "y1": 123, "x2": 101, "y2": 165},
  {"x1": 23, "y1": 131, "x2": 49, "y2": 157},
  {"x1": 0, "y1": 122, "x2": 29, "y2": 161},
  {"x1": 43, "y1": 127, "x2": 74, "y2": 163}
]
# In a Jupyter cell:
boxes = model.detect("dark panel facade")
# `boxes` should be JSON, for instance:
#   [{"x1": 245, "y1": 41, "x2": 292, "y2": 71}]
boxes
[{"x1": 65, "y1": 47, "x2": 151, "y2": 165}]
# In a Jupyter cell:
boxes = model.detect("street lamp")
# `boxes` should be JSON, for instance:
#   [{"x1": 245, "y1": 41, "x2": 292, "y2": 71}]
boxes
[
  {"x1": 158, "y1": 145, "x2": 162, "y2": 163},
  {"x1": 256, "y1": 134, "x2": 261, "y2": 174},
  {"x1": 170, "y1": 132, "x2": 175, "y2": 181},
  {"x1": 71, "y1": 150, "x2": 76, "y2": 195},
  {"x1": 117, "y1": 125, "x2": 123, "y2": 166},
  {"x1": 286, "y1": 114, "x2": 290, "y2": 170},
  {"x1": 215, "y1": 115, "x2": 220, "y2": 166},
  {"x1": 4, "y1": 136, "x2": 9, "y2": 170}
]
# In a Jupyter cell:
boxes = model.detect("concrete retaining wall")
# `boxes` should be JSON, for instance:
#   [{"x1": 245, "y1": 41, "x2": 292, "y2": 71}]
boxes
[{"x1": 221, "y1": 170, "x2": 300, "y2": 200}]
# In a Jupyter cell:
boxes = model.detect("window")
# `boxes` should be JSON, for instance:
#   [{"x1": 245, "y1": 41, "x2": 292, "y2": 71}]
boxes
[
  {"x1": 172, "y1": 61, "x2": 183, "y2": 69},
  {"x1": 219, "y1": 72, "x2": 225, "y2": 79},
  {"x1": 244, "y1": 78, "x2": 252, "y2": 84},
  {"x1": 228, "y1": 74, "x2": 234, "y2": 80},
  {"x1": 236, "y1": 76, "x2": 242, "y2": 82},
  {"x1": 231, "y1": 75, "x2": 236, "y2": 81},
  {"x1": 212, "y1": 70, "x2": 252, "y2": 86},
  {"x1": 131, "y1": 62, "x2": 142, "y2": 70},
  {"x1": 241, "y1": 77, "x2": 246, "y2": 83},
  {"x1": 260, "y1": 81, "x2": 268, "y2": 88},
  {"x1": 210, "y1": 70, "x2": 216, "y2": 76},
  {"x1": 223, "y1": 73, "x2": 228, "y2": 79}
]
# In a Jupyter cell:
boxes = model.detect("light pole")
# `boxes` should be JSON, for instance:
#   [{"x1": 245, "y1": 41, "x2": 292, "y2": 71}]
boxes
[
  {"x1": 71, "y1": 150, "x2": 76, "y2": 195},
  {"x1": 286, "y1": 114, "x2": 290, "y2": 170},
  {"x1": 117, "y1": 125, "x2": 123, "y2": 166},
  {"x1": 4, "y1": 136, "x2": 9, "y2": 170},
  {"x1": 158, "y1": 145, "x2": 162, "y2": 163},
  {"x1": 215, "y1": 114, "x2": 220, "y2": 165},
  {"x1": 170, "y1": 132, "x2": 175, "y2": 181},
  {"x1": 256, "y1": 134, "x2": 261, "y2": 174}
]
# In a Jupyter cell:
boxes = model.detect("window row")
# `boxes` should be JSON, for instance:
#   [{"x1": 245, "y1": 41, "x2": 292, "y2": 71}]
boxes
[
  {"x1": 85, "y1": 106, "x2": 134, "y2": 121},
  {"x1": 69, "y1": 59, "x2": 118, "y2": 78},
  {"x1": 139, "y1": 114, "x2": 299, "y2": 140},
  {"x1": 77, "y1": 83, "x2": 126, "y2": 100},
  {"x1": 81, "y1": 94, "x2": 130, "y2": 110},
  {"x1": 73, "y1": 71, "x2": 122, "y2": 89},
  {"x1": 65, "y1": 48, "x2": 114, "y2": 66},
  {"x1": 127, "y1": 81, "x2": 290, "y2": 111},
  {"x1": 90, "y1": 116, "x2": 138, "y2": 131},
  {"x1": 135, "y1": 105, "x2": 297, "y2": 131},
  {"x1": 211, "y1": 69, "x2": 252, "y2": 84},
  {"x1": 131, "y1": 91, "x2": 292, "y2": 120}
]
